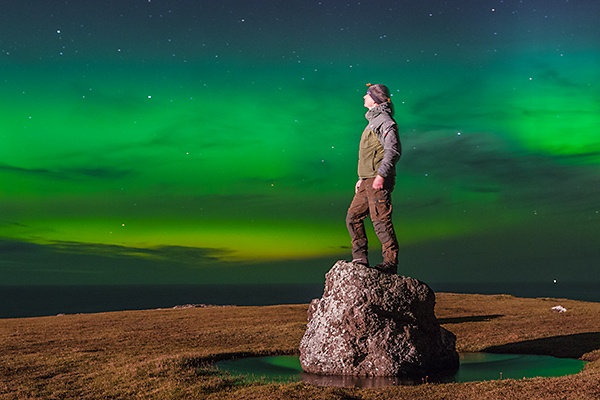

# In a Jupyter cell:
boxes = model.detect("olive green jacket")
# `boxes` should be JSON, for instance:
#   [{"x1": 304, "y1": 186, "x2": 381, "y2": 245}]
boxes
[{"x1": 357, "y1": 102, "x2": 401, "y2": 180}]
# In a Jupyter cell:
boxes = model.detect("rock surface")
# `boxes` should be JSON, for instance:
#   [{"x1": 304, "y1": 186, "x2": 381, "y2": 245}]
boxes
[{"x1": 299, "y1": 260, "x2": 459, "y2": 379}]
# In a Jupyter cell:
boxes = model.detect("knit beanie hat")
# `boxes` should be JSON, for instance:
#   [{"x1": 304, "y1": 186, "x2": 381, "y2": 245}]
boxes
[{"x1": 366, "y1": 83, "x2": 391, "y2": 104}]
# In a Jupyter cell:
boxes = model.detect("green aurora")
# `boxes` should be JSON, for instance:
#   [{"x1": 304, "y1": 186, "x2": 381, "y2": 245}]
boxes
[{"x1": 1, "y1": 1, "x2": 599, "y2": 286}]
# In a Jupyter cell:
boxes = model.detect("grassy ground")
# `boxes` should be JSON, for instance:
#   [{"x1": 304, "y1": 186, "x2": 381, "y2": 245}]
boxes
[{"x1": 1, "y1": 293, "x2": 599, "y2": 399}]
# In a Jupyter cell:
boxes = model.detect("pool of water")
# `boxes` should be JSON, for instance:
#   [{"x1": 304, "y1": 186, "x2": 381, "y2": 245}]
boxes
[{"x1": 216, "y1": 353, "x2": 586, "y2": 387}]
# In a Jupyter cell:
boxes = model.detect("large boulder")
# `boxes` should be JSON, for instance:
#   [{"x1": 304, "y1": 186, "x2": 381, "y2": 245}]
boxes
[{"x1": 299, "y1": 260, "x2": 459, "y2": 379}]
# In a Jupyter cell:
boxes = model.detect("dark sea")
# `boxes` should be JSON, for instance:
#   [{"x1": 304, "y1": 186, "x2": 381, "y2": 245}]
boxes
[{"x1": 0, "y1": 282, "x2": 597, "y2": 319}]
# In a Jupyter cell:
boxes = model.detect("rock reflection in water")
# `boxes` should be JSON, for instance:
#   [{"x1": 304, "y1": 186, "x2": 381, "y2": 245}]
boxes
[{"x1": 299, "y1": 372, "x2": 451, "y2": 388}]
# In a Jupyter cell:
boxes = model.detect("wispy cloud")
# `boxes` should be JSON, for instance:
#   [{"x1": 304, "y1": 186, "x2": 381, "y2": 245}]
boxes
[
  {"x1": 48, "y1": 240, "x2": 233, "y2": 265},
  {"x1": 0, "y1": 162, "x2": 133, "y2": 181}
]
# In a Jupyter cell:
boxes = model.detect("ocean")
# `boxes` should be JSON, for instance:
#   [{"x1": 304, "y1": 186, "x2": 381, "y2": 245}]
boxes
[{"x1": 0, "y1": 282, "x2": 597, "y2": 319}]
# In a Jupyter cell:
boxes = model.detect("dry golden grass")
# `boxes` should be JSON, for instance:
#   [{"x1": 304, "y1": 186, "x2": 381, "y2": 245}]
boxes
[{"x1": 1, "y1": 293, "x2": 599, "y2": 399}]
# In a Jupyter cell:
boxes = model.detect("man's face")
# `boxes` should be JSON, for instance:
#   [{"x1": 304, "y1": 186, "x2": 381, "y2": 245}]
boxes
[{"x1": 363, "y1": 93, "x2": 377, "y2": 109}]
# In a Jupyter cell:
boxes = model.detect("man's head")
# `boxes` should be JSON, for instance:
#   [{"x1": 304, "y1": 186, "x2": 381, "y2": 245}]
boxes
[{"x1": 364, "y1": 83, "x2": 391, "y2": 108}]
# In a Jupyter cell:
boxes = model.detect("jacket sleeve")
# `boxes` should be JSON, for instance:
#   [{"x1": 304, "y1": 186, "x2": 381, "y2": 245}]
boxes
[{"x1": 376, "y1": 122, "x2": 401, "y2": 178}]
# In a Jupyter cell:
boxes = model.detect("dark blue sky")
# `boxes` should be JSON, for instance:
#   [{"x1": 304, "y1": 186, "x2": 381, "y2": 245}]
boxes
[{"x1": 1, "y1": 1, "x2": 599, "y2": 287}]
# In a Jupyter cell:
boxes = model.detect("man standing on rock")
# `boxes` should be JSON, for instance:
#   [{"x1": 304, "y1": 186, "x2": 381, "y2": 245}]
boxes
[{"x1": 346, "y1": 83, "x2": 401, "y2": 274}]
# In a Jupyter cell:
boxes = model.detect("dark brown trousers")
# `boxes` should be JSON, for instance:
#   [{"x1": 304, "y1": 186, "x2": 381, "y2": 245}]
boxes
[{"x1": 346, "y1": 177, "x2": 399, "y2": 265}]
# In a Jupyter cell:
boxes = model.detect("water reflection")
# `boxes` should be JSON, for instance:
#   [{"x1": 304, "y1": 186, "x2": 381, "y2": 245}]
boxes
[
  {"x1": 216, "y1": 353, "x2": 586, "y2": 388},
  {"x1": 299, "y1": 372, "x2": 435, "y2": 387}
]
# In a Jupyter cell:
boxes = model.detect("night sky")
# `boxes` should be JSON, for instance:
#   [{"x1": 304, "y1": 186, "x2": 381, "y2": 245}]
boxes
[{"x1": 2, "y1": 1, "x2": 599, "y2": 287}]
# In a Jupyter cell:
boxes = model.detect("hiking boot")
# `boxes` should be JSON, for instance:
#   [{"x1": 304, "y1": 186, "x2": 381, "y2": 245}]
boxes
[
  {"x1": 373, "y1": 262, "x2": 397, "y2": 274},
  {"x1": 350, "y1": 259, "x2": 370, "y2": 268}
]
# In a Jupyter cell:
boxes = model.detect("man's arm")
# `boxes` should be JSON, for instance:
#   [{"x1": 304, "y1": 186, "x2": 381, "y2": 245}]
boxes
[
  {"x1": 373, "y1": 124, "x2": 401, "y2": 189},
  {"x1": 377, "y1": 125, "x2": 401, "y2": 178}
]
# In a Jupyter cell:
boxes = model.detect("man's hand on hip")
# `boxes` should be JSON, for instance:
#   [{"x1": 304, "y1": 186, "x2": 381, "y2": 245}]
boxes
[
  {"x1": 355, "y1": 179, "x2": 362, "y2": 193},
  {"x1": 372, "y1": 175, "x2": 384, "y2": 190}
]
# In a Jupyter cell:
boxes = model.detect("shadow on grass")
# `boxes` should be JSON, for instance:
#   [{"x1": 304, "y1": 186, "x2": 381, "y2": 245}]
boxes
[
  {"x1": 484, "y1": 332, "x2": 600, "y2": 359},
  {"x1": 438, "y1": 314, "x2": 503, "y2": 324}
]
